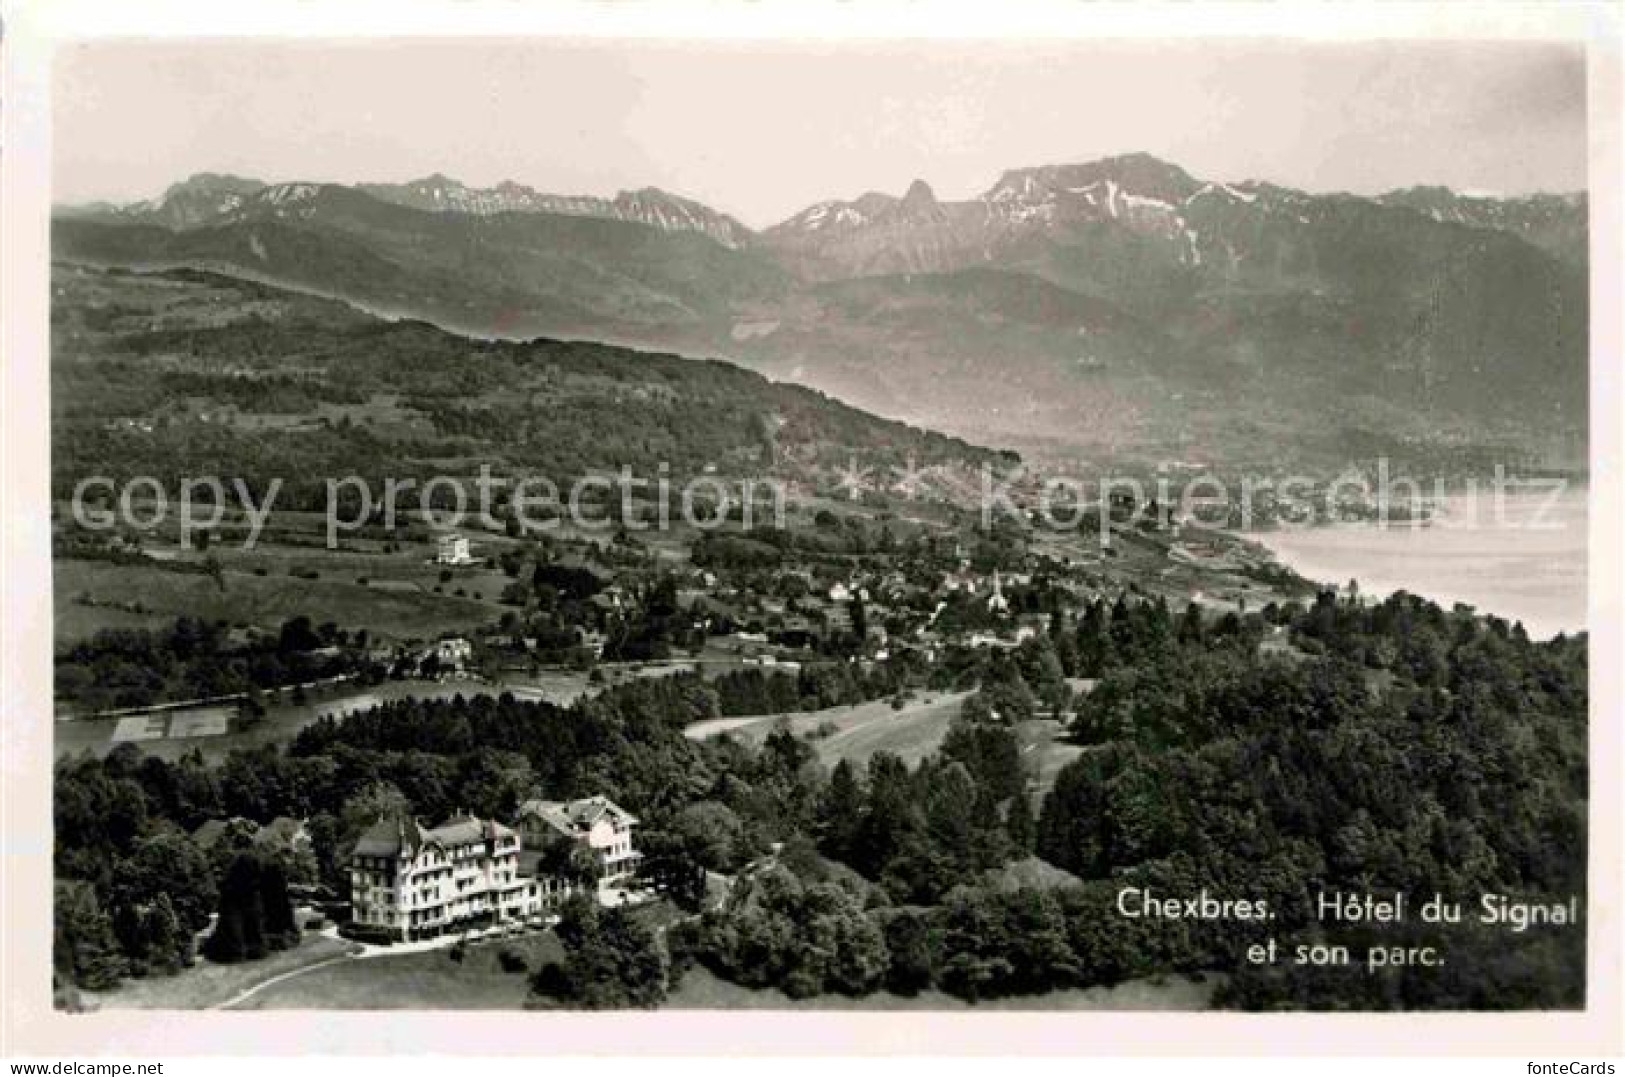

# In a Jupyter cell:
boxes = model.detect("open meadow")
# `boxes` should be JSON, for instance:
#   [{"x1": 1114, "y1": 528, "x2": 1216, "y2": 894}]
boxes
[
  {"x1": 665, "y1": 966, "x2": 1220, "y2": 1011},
  {"x1": 685, "y1": 689, "x2": 1086, "y2": 795},
  {"x1": 233, "y1": 933, "x2": 557, "y2": 1010}
]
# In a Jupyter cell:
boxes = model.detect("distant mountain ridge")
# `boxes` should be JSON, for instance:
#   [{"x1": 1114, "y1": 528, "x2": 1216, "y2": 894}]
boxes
[
  {"x1": 57, "y1": 173, "x2": 271, "y2": 230},
  {"x1": 55, "y1": 154, "x2": 1589, "y2": 468},
  {"x1": 1374, "y1": 185, "x2": 1587, "y2": 267},
  {"x1": 356, "y1": 174, "x2": 755, "y2": 250},
  {"x1": 62, "y1": 157, "x2": 1586, "y2": 261}
]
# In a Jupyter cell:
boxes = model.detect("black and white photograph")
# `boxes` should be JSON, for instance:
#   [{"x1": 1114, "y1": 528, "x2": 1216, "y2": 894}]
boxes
[{"x1": 2, "y1": 0, "x2": 1622, "y2": 1061}]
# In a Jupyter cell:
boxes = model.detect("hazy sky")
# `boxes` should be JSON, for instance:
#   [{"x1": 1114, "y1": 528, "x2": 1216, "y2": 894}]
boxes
[{"x1": 54, "y1": 39, "x2": 1588, "y2": 226}]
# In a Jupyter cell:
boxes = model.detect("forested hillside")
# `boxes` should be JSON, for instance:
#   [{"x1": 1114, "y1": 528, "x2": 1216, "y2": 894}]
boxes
[
  {"x1": 52, "y1": 264, "x2": 1006, "y2": 509},
  {"x1": 56, "y1": 590, "x2": 1587, "y2": 1009}
]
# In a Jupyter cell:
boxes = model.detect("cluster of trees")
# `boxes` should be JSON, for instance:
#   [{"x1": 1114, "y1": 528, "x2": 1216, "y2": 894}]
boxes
[
  {"x1": 598, "y1": 577, "x2": 705, "y2": 662},
  {"x1": 709, "y1": 659, "x2": 925, "y2": 717},
  {"x1": 53, "y1": 745, "x2": 309, "y2": 993},
  {"x1": 55, "y1": 615, "x2": 378, "y2": 713},
  {"x1": 671, "y1": 690, "x2": 1046, "y2": 998},
  {"x1": 1054, "y1": 593, "x2": 1263, "y2": 679},
  {"x1": 670, "y1": 590, "x2": 1586, "y2": 1010},
  {"x1": 155, "y1": 369, "x2": 366, "y2": 414}
]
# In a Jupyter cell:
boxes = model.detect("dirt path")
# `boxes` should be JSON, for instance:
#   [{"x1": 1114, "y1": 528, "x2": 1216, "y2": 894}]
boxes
[{"x1": 213, "y1": 949, "x2": 362, "y2": 1010}]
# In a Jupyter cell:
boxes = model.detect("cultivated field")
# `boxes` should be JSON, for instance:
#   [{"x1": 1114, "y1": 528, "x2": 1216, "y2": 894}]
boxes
[
  {"x1": 665, "y1": 966, "x2": 1220, "y2": 1010},
  {"x1": 53, "y1": 674, "x2": 593, "y2": 762},
  {"x1": 78, "y1": 932, "x2": 358, "y2": 1011},
  {"x1": 53, "y1": 600, "x2": 175, "y2": 641}
]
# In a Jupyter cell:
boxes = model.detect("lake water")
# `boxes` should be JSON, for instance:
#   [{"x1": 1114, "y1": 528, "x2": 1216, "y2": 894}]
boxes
[{"x1": 1250, "y1": 484, "x2": 1588, "y2": 640}]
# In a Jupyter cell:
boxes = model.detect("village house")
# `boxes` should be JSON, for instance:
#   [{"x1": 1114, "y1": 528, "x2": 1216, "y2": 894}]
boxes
[
  {"x1": 968, "y1": 630, "x2": 1021, "y2": 650},
  {"x1": 191, "y1": 816, "x2": 259, "y2": 853},
  {"x1": 576, "y1": 627, "x2": 608, "y2": 659},
  {"x1": 514, "y1": 795, "x2": 642, "y2": 890},
  {"x1": 590, "y1": 584, "x2": 631, "y2": 613},
  {"x1": 743, "y1": 654, "x2": 802, "y2": 671},
  {"x1": 1168, "y1": 540, "x2": 1241, "y2": 571}
]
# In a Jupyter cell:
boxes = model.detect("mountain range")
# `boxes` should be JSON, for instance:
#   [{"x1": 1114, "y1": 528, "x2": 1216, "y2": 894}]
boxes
[{"x1": 55, "y1": 154, "x2": 1589, "y2": 470}]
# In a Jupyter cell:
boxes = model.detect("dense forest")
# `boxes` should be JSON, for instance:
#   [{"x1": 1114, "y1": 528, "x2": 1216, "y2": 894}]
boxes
[{"x1": 55, "y1": 590, "x2": 1587, "y2": 1009}]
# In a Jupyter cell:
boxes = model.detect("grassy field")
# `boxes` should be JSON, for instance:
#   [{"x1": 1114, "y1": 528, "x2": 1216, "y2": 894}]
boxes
[
  {"x1": 686, "y1": 692, "x2": 1085, "y2": 794},
  {"x1": 204, "y1": 541, "x2": 521, "y2": 605},
  {"x1": 56, "y1": 557, "x2": 502, "y2": 644},
  {"x1": 80, "y1": 932, "x2": 358, "y2": 1011},
  {"x1": 142, "y1": 877, "x2": 1215, "y2": 1013},
  {"x1": 686, "y1": 691, "x2": 972, "y2": 769}
]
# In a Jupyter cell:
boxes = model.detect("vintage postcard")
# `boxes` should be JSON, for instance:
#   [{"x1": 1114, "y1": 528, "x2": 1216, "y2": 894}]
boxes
[{"x1": 2, "y1": 0, "x2": 1621, "y2": 1061}]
